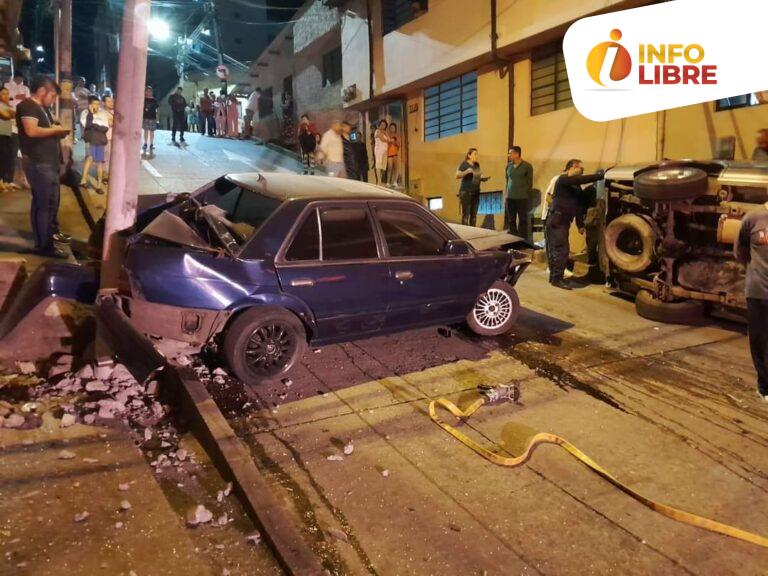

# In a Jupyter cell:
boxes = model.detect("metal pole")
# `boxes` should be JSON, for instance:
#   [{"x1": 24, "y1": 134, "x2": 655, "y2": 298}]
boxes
[
  {"x1": 100, "y1": 0, "x2": 152, "y2": 288},
  {"x1": 210, "y1": 0, "x2": 227, "y2": 95},
  {"x1": 59, "y1": 0, "x2": 73, "y2": 136},
  {"x1": 53, "y1": 1, "x2": 61, "y2": 117}
]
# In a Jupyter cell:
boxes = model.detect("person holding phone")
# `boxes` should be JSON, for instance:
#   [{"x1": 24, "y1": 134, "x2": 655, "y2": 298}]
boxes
[{"x1": 455, "y1": 148, "x2": 489, "y2": 226}]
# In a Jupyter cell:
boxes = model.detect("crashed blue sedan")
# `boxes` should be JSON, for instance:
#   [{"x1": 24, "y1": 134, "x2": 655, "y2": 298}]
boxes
[{"x1": 119, "y1": 173, "x2": 530, "y2": 386}]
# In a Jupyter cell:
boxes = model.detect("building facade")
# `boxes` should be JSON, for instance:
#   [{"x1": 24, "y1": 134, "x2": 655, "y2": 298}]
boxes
[
  {"x1": 249, "y1": 0, "x2": 363, "y2": 148},
  {"x1": 337, "y1": 0, "x2": 768, "y2": 232}
]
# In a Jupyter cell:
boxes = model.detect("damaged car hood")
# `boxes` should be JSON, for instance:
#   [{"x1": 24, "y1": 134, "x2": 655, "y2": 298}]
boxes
[{"x1": 447, "y1": 224, "x2": 530, "y2": 251}]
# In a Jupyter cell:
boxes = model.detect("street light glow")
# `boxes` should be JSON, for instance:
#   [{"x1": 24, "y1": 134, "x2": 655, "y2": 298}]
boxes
[
  {"x1": 149, "y1": 18, "x2": 170, "y2": 41},
  {"x1": 35, "y1": 45, "x2": 44, "y2": 53}
]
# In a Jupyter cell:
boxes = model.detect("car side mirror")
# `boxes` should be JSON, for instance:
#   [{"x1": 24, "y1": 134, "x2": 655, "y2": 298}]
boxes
[{"x1": 446, "y1": 239, "x2": 471, "y2": 256}]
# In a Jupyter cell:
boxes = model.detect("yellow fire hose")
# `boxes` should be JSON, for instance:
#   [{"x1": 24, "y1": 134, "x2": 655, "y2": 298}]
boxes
[{"x1": 429, "y1": 392, "x2": 768, "y2": 549}]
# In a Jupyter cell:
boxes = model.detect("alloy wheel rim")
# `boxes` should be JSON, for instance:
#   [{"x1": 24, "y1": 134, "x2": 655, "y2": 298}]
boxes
[
  {"x1": 473, "y1": 288, "x2": 513, "y2": 329},
  {"x1": 244, "y1": 323, "x2": 296, "y2": 375}
]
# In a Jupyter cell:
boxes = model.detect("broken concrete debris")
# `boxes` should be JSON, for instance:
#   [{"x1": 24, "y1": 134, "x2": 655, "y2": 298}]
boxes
[
  {"x1": 119, "y1": 500, "x2": 132, "y2": 511},
  {"x1": 15, "y1": 361, "x2": 36, "y2": 375},
  {"x1": 58, "y1": 449, "x2": 77, "y2": 460},
  {"x1": 60, "y1": 413, "x2": 76, "y2": 428},
  {"x1": 343, "y1": 441, "x2": 354, "y2": 456},
  {"x1": 186, "y1": 504, "x2": 214, "y2": 526},
  {"x1": 245, "y1": 531, "x2": 262, "y2": 545},
  {"x1": 74, "y1": 511, "x2": 89, "y2": 523}
]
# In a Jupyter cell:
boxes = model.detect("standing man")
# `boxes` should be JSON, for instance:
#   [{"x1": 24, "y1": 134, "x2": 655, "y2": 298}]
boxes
[
  {"x1": 505, "y1": 146, "x2": 534, "y2": 240},
  {"x1": 341, "y1": 121, "x2": 358, "y2": 180},
  {"x1": 316, "y1": 121, "x2": 346, "y2": 178},
  {"x1": 735, "y1": 203, "x2": 768, "y2": 402},
  {"x1": 142, "y1": 86, "x2": 158, "y2": 152},
  {"x1": 546, "y1": 159, "x2": 604, "y2": 290},
  {"x1": 752, "y1": 129, "x2": 768, "y2": 163},
  {"x1": 200, "y1": 88, "x2": 215, "y2": 137},
  {"x1": 16, "y1": 76, "x2": 70, "y2": 258},
  {"x1": 168, "y1": 87, "x2": 187, "y2": 145},
  {"x1": 72, "y1": 78, "x2": 91, "y2": 141},
  {"x1": 243, "y1": 88, "x2": 260, "y2": 140}
]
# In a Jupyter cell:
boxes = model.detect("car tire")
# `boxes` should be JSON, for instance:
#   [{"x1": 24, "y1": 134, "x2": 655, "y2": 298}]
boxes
[
  {"x1": 223, "y1": 307, "x2": 307, "y2": 387},
  {"x1": 634, "y1": 167, "x2": 708, "y2": 201},
  {"x1": 604, "y1": 214, "x2": 658, "y2": 274},
  {"x1": 635, "y1": 290, "x2": 705, "y2": 325},
  {"x1": 467, "y1": 280, "x2": 520, "y2": 336}
]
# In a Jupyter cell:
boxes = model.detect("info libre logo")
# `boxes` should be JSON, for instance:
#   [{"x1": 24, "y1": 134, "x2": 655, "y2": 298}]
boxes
[{"x1": 586, "y1": 29, "x2": 718, "y2": 88}]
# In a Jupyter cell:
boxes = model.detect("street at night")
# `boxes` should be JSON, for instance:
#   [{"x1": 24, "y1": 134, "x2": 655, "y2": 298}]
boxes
[{"x1": 2, "y1": 0, "x2": 768, "y2": 575}]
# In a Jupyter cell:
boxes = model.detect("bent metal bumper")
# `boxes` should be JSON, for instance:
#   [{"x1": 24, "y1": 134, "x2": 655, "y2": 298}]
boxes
[
  {"x1": 114, "y1": 294, "x2": 231, "y2": 346},
  {"x1": 506, "y1": 249, "x2": 532, "y2": 286}
]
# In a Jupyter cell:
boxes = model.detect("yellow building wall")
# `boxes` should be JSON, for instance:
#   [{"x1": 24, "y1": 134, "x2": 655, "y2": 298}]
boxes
[
  {"x1": 664, "y1": 103, "x2": 768, "y2": 160},
  {"x1": 406, "y1": 66, "x2": 510, "y2": 229}
]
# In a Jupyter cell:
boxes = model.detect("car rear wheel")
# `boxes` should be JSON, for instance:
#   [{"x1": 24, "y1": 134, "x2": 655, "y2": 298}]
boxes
[
  {"x1": 467, "y1": 280, "x2": 520, "y2": 336},
  {"x1": 635, "y1": 290, "x2": 705, "y2": 325},
  {"x1": 223, "y1": 307, "x2": 306, "y2": 386},
  {"x1": 634, "y1": 167, "x2": 708, "y2": 201}
]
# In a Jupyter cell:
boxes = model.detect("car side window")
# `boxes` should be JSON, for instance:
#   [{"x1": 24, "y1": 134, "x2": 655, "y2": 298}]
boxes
[
  {"x1": 285, "y1": 209, "x2": 320, "y2": 261},
  {"x1": 320, "y1": 206, "x2": 378, "y2": 261},
  {"x1": 376, "y1": 208, "x2": 446, "y2": 257}
]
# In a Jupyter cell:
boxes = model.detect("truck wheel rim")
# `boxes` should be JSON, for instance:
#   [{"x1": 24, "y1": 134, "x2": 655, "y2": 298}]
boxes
[
  {"x1": 473, "y1": 288, "x2": 513, "y2": 329},
  {"x1": 245, "y1": 323, "x2": 295, "y2": 375}
]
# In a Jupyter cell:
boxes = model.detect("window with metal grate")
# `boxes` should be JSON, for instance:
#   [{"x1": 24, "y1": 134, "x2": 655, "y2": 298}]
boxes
[
  {"x1": 424, "y1": 72, "x2": 478, "y2": 142},
  {"x1": 531, "y1": 46, "x2": 573, "y2": 116}
]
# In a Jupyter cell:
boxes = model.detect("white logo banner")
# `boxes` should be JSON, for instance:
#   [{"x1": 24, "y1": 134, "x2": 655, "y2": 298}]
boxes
[{"x1": 563, "y1": 0, "x2": 768, "y2": 121}]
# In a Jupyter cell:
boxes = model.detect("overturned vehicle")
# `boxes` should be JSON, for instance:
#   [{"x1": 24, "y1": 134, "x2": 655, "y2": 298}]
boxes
[
  {"x1": 600, "y1": 161, "x2": 768, "y2": 323},
  {"x1": 115, "y1": 173, "x2": 531, "y2": 386}
]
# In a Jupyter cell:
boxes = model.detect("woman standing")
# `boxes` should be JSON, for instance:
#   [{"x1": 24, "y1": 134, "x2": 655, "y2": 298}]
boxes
[
  {"x1": 214, "y1": 96, "x2": 227, "y2": 137},
  {"x1": 386, "y1": 122, "x2": 400, "y2": 188},
  {"x1": 226, "y1": 95, "x2": 240, "y2": 138},
  {"x1": 297, "y1": 114, "x2": 319, "y2": 175},
  {"x1": 0, "y1": 87, "x2": 15, "y2": 191},
  {"x1": 455, "y1": 148, "x2": 489, "y2": 227},
  {"x1": 281, "y1": 93, "x2": 295, "y2": 145},
  {"x1": 373, "y1": 119, "x2": 389, "y2": 184}
]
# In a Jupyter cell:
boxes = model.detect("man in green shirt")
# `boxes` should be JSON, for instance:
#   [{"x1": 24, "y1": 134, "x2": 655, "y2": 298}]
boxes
[{"x1": 505, "y1": 146, "x2": 533, "y2": 240}]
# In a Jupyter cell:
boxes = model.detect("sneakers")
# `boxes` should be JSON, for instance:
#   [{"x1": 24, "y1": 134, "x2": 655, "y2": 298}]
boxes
[
  {"x1": 53, "y1": 232, "x2": 72, "y2": 243},
  {"x1": 759, "y1": 391, "x2": 768, "y2": 402},
  {"x1": 564, "y1": 269, "x2": 575, "y2": 279},
  {"x1": 142, "y1": 143, "x2": 147, "y2": 151},
  {"x1": 150, "y1": 144, "x2": 154, "y2": 151}
]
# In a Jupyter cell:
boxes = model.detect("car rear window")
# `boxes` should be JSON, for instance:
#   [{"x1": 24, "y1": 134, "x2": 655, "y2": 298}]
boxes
[{"x1": 320, "y1": 207, "x2": 378, "y2": 260}]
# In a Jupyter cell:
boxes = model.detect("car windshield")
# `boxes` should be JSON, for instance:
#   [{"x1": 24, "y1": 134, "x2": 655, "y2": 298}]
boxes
[{"x1": 202, "y1": 183, "x2": 283, "y2": 247}]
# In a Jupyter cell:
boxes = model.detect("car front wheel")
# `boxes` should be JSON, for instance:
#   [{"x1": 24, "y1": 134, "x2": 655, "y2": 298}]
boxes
[
  {"x1": 467, "y1": 280, "x2": 520, "y2": 337},
  {"x1": 223, "y1": 307, "x2": 307, "y2": 387}
]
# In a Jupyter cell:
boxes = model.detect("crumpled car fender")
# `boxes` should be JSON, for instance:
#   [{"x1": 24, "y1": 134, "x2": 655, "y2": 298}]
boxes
[{"x1": 226, "y1": 292, "x2": 318, "y2": 336}]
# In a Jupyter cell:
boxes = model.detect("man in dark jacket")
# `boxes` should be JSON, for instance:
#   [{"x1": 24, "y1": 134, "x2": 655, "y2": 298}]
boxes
[
  {"x1": 341, "y1": 121, "x2": 359, "y2": 180},
  {"x1": 168, "y1": 87, "x2": 187, "y2": 145},
  {"x1": 546, "y1": 159, "x2": 605, "y2": 289}
]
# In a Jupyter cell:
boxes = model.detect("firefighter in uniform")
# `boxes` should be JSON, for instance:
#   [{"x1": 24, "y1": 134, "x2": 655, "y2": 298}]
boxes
[{"x1": 546, "y1": 159, "x2": 605, "y2": 289}]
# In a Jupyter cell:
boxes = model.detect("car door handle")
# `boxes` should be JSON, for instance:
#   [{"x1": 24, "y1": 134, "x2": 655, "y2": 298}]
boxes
[
  {"x1": 395, "y1": 271, "x2": 414, "y2": 281},
  {"x1": 290, "y1": 278, "x2": 314, "y2": 288}
]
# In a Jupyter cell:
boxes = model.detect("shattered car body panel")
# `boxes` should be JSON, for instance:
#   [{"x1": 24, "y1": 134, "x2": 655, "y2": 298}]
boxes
[{"x1": 120, "y1": 173, "x2": 531, "y2": 346}]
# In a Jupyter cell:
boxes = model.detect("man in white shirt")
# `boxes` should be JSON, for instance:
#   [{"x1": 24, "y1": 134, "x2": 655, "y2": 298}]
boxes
[
  {"x1": 4, "y1": 72, "x2": 30, "y2": 112},
  {"x1": 243, "y1": 88, "x2": 260, "y2": 140},
  {"x1": 316, "y1": 121, "x2": 346, "y2": 178}
]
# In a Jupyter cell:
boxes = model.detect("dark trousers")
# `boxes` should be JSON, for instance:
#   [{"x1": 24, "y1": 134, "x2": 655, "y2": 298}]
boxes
[
  {"x1": 22, "y1": 160, "x2": 60, "y2": 252},
  {"x1": 748, "y1": 298, "x2": 768, "y2": 395},
  {"x1": 203, "y1": 112, "x2": 215, "y2": 136},
  {"x1": 507, "y1": 197, "x2": 529, "y2": 239},
  {"x1": 0, "y1": 135, "x2": 14, "y2": 183},
  {"x1": 171, "y1": 114, "x2": 186, "y2": 141},
  {"x1": 546, "y1": 212, "x2": 571, "y2": 283},
  {"x1": 460, "y1": 193, "x2": 480, "y2": 227}
]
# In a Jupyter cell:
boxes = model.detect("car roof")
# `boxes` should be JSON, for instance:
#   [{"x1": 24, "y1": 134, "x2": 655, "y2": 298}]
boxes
[{"x1": 225, "y1": 172, "x2": 414, "y2": 201}]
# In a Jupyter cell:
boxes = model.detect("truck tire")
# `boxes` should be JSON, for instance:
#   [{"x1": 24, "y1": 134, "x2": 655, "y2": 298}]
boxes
[
  {"x1": 635, "y1": 290, "x2": 705, "y2": 325},
  {"x1": 634, "y1": 167, "x2": 708, "y2": 201},
  {"x1": 604, "y1": 214, "x2": 658, "y2": 274},
  {"x1": 223, "y1": 307, "x2": 307, "y2": 387}
]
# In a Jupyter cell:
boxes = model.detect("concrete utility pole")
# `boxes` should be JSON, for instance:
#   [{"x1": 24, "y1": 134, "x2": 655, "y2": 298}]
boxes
[
  {"x1": 209, "y1": 0, "x2": 227, "y2": 96},
  {"x1": 58, "y1": 0, "x2": 74, "y2": 136},
  {"x1": 100, "y1": 0, "x2": 152, "y2": 289}
]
